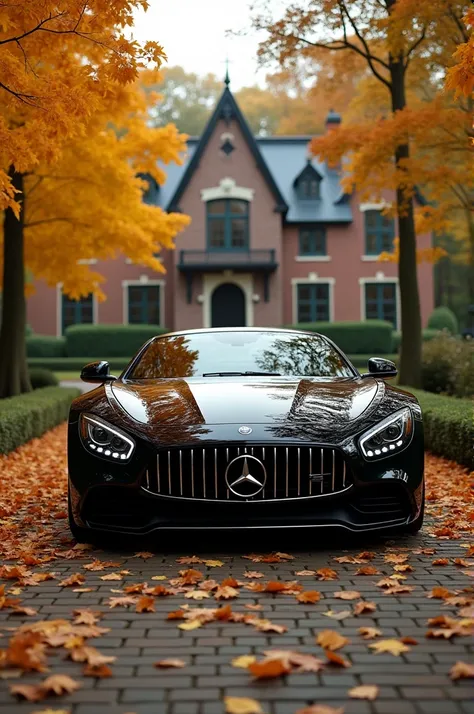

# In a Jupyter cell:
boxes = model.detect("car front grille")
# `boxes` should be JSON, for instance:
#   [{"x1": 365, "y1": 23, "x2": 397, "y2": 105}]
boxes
[{"x1": 142, "y1": 444, "x2": 352, "y2": 502}]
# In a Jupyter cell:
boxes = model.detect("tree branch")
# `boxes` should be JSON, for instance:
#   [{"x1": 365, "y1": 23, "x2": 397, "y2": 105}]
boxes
[
  {"x1": 25, "y1": 217, "x2": 93, "y2": 229},
  {"x1": 0, "y1": 12, "x2": 68, "y2": 45}
]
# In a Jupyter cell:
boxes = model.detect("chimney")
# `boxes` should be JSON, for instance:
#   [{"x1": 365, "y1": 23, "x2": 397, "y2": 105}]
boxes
[{"x1": 325, "y1": 109, "x2": 342, "y2": 132}]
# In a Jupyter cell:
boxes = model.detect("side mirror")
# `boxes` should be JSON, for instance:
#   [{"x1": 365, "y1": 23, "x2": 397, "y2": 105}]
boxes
[
  {"x1": 361, "y1": 357, "x2": 398, "y2": 379},
  {"x1": 80, "y1": 361, "x2": 118, "y2": 384}
]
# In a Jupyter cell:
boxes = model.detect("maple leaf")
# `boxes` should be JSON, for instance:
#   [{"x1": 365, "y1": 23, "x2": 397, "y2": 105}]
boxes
[
  {"x1": 148, "y1": 585, "x2": 173, "y2": 596},
  {"x1": 41, "y1": 674, "x2": 80, "y2": 695},
  {"x1": 59, "y1": 573, "x2": 85, "y2": 587},
  {"x1": 167, "y1": 610, "x2": 185, "y2": 620},
  {"x1": 179, "y1": 569, "x2": 203, "y2": 585},
  {"x1": 323, "y1": 609, "x2": 351, "y2": 620},
  {"x1": 134, "y1": 551, "x2": 154, "y2": 559},
  {"x1": 245, "y1": 582, "x2": 265, "y2": 592},
  {"x1": 108, "y1": 596, "x2": 137, "y2": 609},
  {"x1": 349, "y1": 684, "x2": 379, "y2": 700},
  {"x1": 214, "y1": 586, "x2": 239, "y2": 600},
  {"x1": 68, "y1": 646, "x2": 116, "y2": 667},
  {"x1": 155, "y1": 659, "x2": 186, "y2": 668},
  {"x1": 316, "y1": 630, "x2": 349, "y2": 651},
  {"x1": 355, "y1": 565, "x2": 380, "y2": 576},
  {"x1": 6, "y1": 631, "x2": 48, "y2": 672},
  {"x1": 295, "y1": 570, "x2": 317, "y2": 576},
  {"x1": 450, "y1": 661, "x2": 474, "y2": 680},
  {"x1": 224, "y1": 696, "x2": 264, "y2": 714},
  {"x1": 294, "y1": 706, "x2": 344, "y2": 714},
  {"x1": 369, "y1": 639, "x2": 411, "y2": 655},
  {"x1": 359, "y1": 626, "x2": 382, "y2": 639},
  {"x1": 10, "y1": 683, "x2": 44, "y2": 701},
  {"x1": 178, "y1": 620, "x2": 202, "y2": 631},
  {"x1": 400, "y1": 636, "x2": 418, "y2": 645},
  {"x1": 432, "y1": 558, "x2": 449, "y2": 566},
  {"x1": 427, "y1": 587, "x2": 455, "y2": 599},
  {"x1": 264, "y1": 580, "x2": 301, "y2": 593},
  {"x1": 84, "y1": 663, "x2": 113, "y2": 678},
  {"x1": 353, "y1": 600, "x2": 377, "y2": 616},
  {"x1": 204, "y1": 559, "x2": 224, "y2": 567},
  {"x1": 151, "y1": 575, "x2": 168, "y2": 581},
  {"x1": 357, "y1": 551, "x2": 376, "y2": 560},
  {"x1": 393, "y1": 564, "x2": 414, "y2": 572},
  {"x1": 73, "y1": 609, "x2": 100, "y2": 625},
  {"x1": 245, "y1": 603, "x2": 263, "y2": 611},
  {"x1": 136, "y1": 596, "x2": 155, "y2": 613},
  {"x1": 185, "y1": 590, "x2": 210, "y2": 600},
  {"x1": 11, "y1": 605, "x2": 37, "y2": 616},
  {"x1": 248, "y1": 658, "x2": 290, "y2": 679},
  {"x1": 176, "y1": 556, "x2": 203, "y2": 564},
  {"x1": 100, "y1": 572, "x2": 123, "y2": 581},
  {"x1": 244, "y1": 571, "x2": 264, "y2": 578},
  {"x1": 124, "y1": 583, "x2": 148, "y2": 594},
  {"x1": 263, "y1": 649, "x2": 325, "y2": 673},
  {"x1": 384, "y1": 554, "x2": 409, "y2": 564},
  {"x1": 334, "y1": 555, "x2": 363, "y2": 564},
  {"x1": 222, "y1": 577, "x2": 240, "y2": 587},
  {"x1": 316, "y1": 568, "x2": 338, "y2": 580},
  {"x1": 232, "y1": 655, "x2": 257, "y2": 668},
  {"x1": 253, "y1": 619, "x2": 287, "y2": 634},
  {"x1": 296, "y1": 590, "x2": 321, "y2": 603},
  {"x1": 325, "y1": 650, "x2": 351, "y2": 667},
  {"x1": 383, "y1": 585, "x2": 414, "y2": 595},
  {"x1": 334, "y1": 590, "x2": 360, "y2": 600}
]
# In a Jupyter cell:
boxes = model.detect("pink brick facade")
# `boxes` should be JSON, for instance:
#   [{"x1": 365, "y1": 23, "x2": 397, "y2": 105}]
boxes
[{"x1": 27, "y1": 86, "x2": 434, "y2": 337}]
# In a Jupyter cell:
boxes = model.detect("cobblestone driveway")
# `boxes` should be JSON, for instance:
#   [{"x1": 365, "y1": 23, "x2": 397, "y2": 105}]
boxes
[{"x1": 1, "y1": 523, "x2": 472, "y2": 714}]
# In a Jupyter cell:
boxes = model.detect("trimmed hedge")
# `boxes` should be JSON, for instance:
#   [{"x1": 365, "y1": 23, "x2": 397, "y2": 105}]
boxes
[
  {"x1": 28, "y1": 357, "x2": 131, "y2": 372},
  {"x1": 401, "y1": 387, "x2": 473, "y2": 468},
  {"x1": 286, "y1": 321, "x2": 393, "y2": 354},
  {"x1": 65, "y1": 324, "x2": 168, "y2": 357},
  {"x1": 427, "y1": 306, "x2": 458, "y2": 334},
  {"x1": 29, "y1": 368, "x2": 59, "y2": 389},
  {"x1": 26, "y1": 335, "x2": 66, "y2": 358},
  {"x1": 348, "y1": 354, "x2": 398, "y2": 369},
  {"x1": 0, "y1": 386, "x2": 80, "y2": 455}
]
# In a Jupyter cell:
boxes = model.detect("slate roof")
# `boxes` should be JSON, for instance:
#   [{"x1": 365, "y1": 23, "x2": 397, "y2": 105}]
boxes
[{"x1": 155, "y1": 86, "x2": 353, "y2": 225}]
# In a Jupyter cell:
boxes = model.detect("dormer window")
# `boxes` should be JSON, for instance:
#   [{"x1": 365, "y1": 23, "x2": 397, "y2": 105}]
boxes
[{"x1": 294, "y1": 162, "x2": 322, "y2": 201}]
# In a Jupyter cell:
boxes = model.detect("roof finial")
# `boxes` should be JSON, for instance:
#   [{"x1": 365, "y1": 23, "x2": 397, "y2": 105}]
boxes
[{"x1": 224, "y1": 57, "x2": 230, "y2": 87}]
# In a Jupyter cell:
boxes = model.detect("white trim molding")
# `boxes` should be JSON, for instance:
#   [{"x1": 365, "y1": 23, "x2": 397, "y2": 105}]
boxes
[
  {"x1": 77, "y1": 259, "x2": 98, "y2": 265},
  {"x1": 122, "y1": 279, "x2": 165, "y2": 326},
  {"x1": 358, "y1": 275, "x2": 401, "y2": 330},
  {"x1": 295, "y1": 256, "x2": 331, "y2": 263},
  {"x1": 202, "y1": 274, "x2": 254, "y2": 328},
  {"x1": 201, "y1": 177, "x2": 255, "y2": 203},
  {"x1": 361, "y1": 255, "x2": 381, "y2": 262},
  {"x1": 359, "y1": 201, "x2": 391, "y2": 212},
  {"x1": 56, "y1": 283, "x2": 98, "y2": 337},
  {"x1": 291, "y1": 276, "x2": 336, "y2": 324}
]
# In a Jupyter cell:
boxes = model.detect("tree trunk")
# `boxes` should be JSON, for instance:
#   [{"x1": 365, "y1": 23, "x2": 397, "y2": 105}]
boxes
[
  {"x1": 389, "y1": 53, "x2": 422, "y2": 388},
  {"x1": 0, "y1": 168, "x2": 31, "y2": 398}
]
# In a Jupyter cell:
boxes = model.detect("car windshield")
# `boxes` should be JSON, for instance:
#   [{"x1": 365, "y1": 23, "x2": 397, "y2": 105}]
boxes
[{"x1": 127, "y1": 331, "x2": 354, "y2": 379}]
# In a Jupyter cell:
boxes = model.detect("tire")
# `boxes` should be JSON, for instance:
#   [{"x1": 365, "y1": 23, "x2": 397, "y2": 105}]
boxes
[
  {"x1": 404, "y1": 492, "x2": 425, "y2": 535},
  {"x1": 68, "y1": 487, "x2": 94, "y2": 544}
]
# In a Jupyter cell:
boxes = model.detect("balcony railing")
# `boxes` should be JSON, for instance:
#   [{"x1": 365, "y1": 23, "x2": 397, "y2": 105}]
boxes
[{"x1": 178, "y1": 249, "x2": 277, "y2": 272}]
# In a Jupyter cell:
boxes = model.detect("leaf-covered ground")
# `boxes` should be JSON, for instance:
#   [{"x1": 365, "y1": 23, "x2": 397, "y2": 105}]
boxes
[{"x1": 0, "y1": 424, "x2": 472, "y2": 714}]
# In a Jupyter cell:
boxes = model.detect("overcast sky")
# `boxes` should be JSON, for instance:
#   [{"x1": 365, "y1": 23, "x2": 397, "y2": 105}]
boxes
[{"x1": 132, "y1": 0, "x2": 274, "y2": 89}]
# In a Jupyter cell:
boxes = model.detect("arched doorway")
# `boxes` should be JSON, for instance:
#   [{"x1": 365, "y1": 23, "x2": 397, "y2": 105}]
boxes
[{"x1": 211, "y1": 283, "x2": 246, "y2": 327}]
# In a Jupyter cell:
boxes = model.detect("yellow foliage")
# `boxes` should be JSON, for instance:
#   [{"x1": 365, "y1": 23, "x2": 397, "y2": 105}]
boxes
[
  {"x1": 445, "y1": 10, "x2": 474, "y2": 98},
  {"x1": 378, "y1": 238, "x2": 448, "y2": 265}
]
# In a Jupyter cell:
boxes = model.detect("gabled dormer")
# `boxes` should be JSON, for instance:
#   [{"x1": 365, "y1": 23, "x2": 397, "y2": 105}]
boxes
[{"x1": 293, "y1": 160, "x2": 323, "y2": 200}]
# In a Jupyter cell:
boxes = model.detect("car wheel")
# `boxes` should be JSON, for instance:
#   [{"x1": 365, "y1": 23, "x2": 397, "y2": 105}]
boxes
[
  {"x1": 68, "y1": 487, "x2": 94, "y2": 544},
  {"x1": 404, "y1": 490, "x2": 425, "y2": 535}
]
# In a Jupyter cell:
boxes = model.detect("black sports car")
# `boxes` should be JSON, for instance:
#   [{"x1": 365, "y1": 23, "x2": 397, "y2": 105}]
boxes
[{"x1": 68, "y1": 328, "x2": 424, "y2": 541}]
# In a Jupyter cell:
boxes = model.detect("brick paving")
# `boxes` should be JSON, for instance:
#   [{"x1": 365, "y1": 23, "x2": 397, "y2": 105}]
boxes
[{"x1": 0, "y1": 521, "x2": 473, "y2": 714}]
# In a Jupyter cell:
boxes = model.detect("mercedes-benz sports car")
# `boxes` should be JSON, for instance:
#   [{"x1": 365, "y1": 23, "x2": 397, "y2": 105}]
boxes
[{"x1": 67, "y1": 328, "x2": 424, "y2": 541}]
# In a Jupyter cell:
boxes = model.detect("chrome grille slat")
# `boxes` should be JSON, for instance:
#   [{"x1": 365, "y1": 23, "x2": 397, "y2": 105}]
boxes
[{"x1": 145, "y1": 445, "x2": 352, "y2": 501}]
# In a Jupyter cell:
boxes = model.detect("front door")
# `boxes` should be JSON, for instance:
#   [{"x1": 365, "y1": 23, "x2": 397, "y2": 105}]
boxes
[{"x1": 211, "y1": 283, "x2": 246, "y2": 327}]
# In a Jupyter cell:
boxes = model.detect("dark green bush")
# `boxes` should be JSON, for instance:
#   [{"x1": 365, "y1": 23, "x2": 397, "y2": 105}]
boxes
[
  {"x1": 27, "y1": 356, "x2": 131, "y2": 372},
  {"x1": 403, "y1": 387, "x2": 473, "y2": 468},
  {"x1": 0, "y1": 386, "x2": 80, "y2": 455},
  {"x1": 348, "y1": 354, "x2": 398, "y2": 369},
  {"x1": 26, "y1": 335, "x2": 67, "y2": 358},
  {"x1": 421, "y1": 333, "x2": 474, "y2": 397},
  {"x1": 29, "y1": 368, "x2": 59, "y2": 389},
  {"x1": 427, "y1": 306, "x2": 459, "y2": 334},
  {"x1": 65, "y1": 324, "x2": 168, "y2": 357},
  {"x1": 392, "y1": 329, "x2": 440, "y2": 353},
  {"x1": 286, "y1": 321, "x2": 393, "y2": 354}
]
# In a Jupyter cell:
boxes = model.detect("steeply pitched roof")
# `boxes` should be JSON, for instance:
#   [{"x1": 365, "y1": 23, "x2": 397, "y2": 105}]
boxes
[{"x1": 166, "y1": 87, "x2": 288, "y2": 213}]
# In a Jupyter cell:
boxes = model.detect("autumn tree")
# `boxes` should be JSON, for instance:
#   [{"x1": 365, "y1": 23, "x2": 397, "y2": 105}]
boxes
[
  {"x1": 0, "y1": 2, "x2": 189, "y2": 398},
  {"x1": 253, "y1": 0, "x2": 470, "y2": 387}
]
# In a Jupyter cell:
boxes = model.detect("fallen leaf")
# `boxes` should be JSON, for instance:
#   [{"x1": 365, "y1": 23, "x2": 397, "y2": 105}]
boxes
[
  {"x1": 178, "y1": 620, "x2": 202, "y2": 631},
  {"x1": 100, "y1": 573, "x2": 123, "y2": 581},
  {"x1": 294, "y1": 706, "x2": 344, "y2": 714},
  {"x1": 449, "y1": 661, "x2": 474, "y2": 680},
  {"x1": 58, "y1": 573, "x2": 85, "y2": 587},
  {"x1": 176, "y1": 555, "x2": 203, "y2": 564},
  {"x1": 248, "y1": 658, "x2": 290, "y2": 679},
  {"x1": 224, "y1": 696, "x2": 263, "y2": 714},
  {"x1": 432, "y1": 558, "x2": 449, "y2": 566},
  {"x1": 244, "y1": 604, "x2": 263, "y2": 611},
  {"x1": 296, "y1": 590, "x2": 321, "y2": 603},
  {"x1": 136, "y1": 596, "x2": 155, "y2": 613},
  {"x1": 295, "y1": 570, "x2": 317, "y2": 576},
  {"x1": 232, "y1": 655, "x2": 257, "y2": 669},
  {"x1": 325, "y1": 650, "x2": 351, "y2": 667},
  {"x1": 253, "y1": 619, "x2": 287, "y2": 634},
  {"x1": 214, "y1": 586, "x2": 239, "y2": 600},
  {"x1": 349, "y1": 684, "x2": 379, "y2": 700},
  {"x1": 316, "y1": 630, "x2": 349, "y2": 651},
  {"x1": 400, "y1": 637, "x2": 418, "y2": 645},
  {"x1": 108, "y1": 596, "x2": 137, "y2": 609},
  {"x1": 369, "y1": 639, "x2": 411, "y2": 655},
  {"x1": 151, "y1": 575, "x2": 168, "y2": 580},
  {"x1": 10, "y1": 684, "x2": 44, "y2": 701},
  {"x1": 73, "y1": 609, "x2": 100, "y2": 625},
  {"x1": 316, "y1": 568, "x2": 338, "y2": 580},
  {"x1": 393, "y1": 564, "x2": 414, "y2": 572},
  {"x1": 357, "y1": 551, "x2": 376, "y2": 560},
  {"x1": 384, "y1": 554, "x2": 409, "y2": 564},
  {"x1": 353, "y1": 601, "x2": 377, "y2": 616},
  {"x1": 204, "y1": 560, "x2": 224, "y2": 567},
  {"x1": 41, "y1": 674, "x2": 80, "y2": 695},
  {"x1": 323, "y1": 609, "x2": 351, "y2": 620},
  {"x1": 134, "y1": 551, "x2": 154, "y2": 559},
  {"x1": 155, "y1": 659, "x2": 186, "y2": 668},
  {"x1": 427, "y1": 587, "x2": 454, "y2": 599},
  {"x1": 262, "y1": 649, "x2": 324, "y2": 673},
  {"x1": 83, "y1": 663, "x2": 113, "y2": 678},
  {"x1": 355, "y1": 565, "x2": 379, "y2": 576},
  {"x1": 334, "y1": 590, "x2": 360, "y2": 600},
  {"x1": 359, "y1": 626, "x2": 382, "y2": 639},
  {"x1": 185, "y1": 590, "x2": 210, "y2": 600},
  {"x1": 244, "y1": 571, "x2": 264, "y2": 579}
]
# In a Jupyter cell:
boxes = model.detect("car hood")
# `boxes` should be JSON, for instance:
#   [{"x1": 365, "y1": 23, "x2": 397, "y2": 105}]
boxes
[{"x1": 110, "y1": 377, "x2": 380, "y2": 429}]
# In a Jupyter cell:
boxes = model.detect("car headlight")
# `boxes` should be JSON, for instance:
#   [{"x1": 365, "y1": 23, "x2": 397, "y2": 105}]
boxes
[
  {"x1": 359, "y1": 407, "x2": 413, "y2": 460},
  {"x1": 79, "y1": 414, "x2": 135, "y2": 462}
]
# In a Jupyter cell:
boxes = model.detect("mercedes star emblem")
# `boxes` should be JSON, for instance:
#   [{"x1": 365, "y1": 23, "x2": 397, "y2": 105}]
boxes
[
  {"x1": 238, "y1": 425, "x2": 252, "y2": 435},
  {"x1": 225, "y1": 455, "x2": 267, "y2": 498}
]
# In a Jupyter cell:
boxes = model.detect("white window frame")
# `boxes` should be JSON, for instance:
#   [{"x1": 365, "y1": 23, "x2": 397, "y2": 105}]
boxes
[
  {"x1": 122, "y1": 278, "x2": 165, "y2": 326},
  {"x1": 56, "y1": 283, "x2": 98, "y2": 337},
  {"x1": 291, "y1": 276, "x2": 335, "y2": 324},
  {"x1": 359, "y1": 275, "x2": 400, "y2": 330},
  {"x1": 201, "y1": 177, "x2": 254, "y2": 203},
  {"x1": 202, "y1": 273, "x2": 254, "y2": 328}
]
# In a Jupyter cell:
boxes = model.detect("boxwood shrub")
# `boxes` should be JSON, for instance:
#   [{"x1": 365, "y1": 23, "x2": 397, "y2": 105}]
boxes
[
  {"x1": 26, "y1": 335, "x2": 67, "y2": 358},
  {"x1": 0, "y1": 386, "x2": 80, "y2": 455},
  {"x1": 286, "y1": 321, "x2": 393, "y2": 354},
  {"x1": 29, "y1": 368, "x2": 59, "y2": 389},
  {"x1": 27, "y1": 357, "x2": 131, "y2": 373},
  {"x1": 401, "y1": 387, "x2": 473, "y2": 468},
  {"x1": 65, "y1": 324, "x2": 168, "y2": 357}
]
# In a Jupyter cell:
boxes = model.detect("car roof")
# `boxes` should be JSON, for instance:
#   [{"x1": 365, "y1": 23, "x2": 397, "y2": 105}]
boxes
[{"x1": 155, "y1": 327, "x2": 324, "y2": 339}]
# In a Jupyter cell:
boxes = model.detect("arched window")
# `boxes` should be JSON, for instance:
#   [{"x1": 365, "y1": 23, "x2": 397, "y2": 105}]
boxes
[{"x1": 207, "y1": 199, "x2": 249, "y2": 251}]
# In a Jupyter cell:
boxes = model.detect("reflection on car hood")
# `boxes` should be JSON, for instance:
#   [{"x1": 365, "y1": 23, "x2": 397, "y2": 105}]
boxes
[{"x1": 110, "y1": 377, "x2": 380, "y2": 428}]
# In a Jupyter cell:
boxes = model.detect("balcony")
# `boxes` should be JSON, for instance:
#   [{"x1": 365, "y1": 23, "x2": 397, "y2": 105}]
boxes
[
  {"x1": 177, "y1": 249, "x2": 277, "y2": 273},
  {"x1": 177, "y1": 249, "x2": 278, "y2": 303}
]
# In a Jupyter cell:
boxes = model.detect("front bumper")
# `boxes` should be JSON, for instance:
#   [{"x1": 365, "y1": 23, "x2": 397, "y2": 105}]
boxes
[{"x1": 68, "y1": 420, "x2": 424, "y2": 536}]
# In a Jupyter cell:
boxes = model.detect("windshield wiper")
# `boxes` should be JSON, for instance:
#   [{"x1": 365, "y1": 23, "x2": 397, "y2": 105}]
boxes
[{"x1": 202, "y1": 371, "x2": 281, "y2": 377}]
